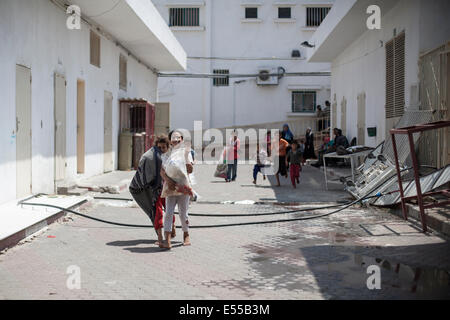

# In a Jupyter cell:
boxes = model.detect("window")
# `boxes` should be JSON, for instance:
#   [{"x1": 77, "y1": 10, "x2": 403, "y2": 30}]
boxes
[
  {"x1": 169, "y1": 8, "x2": 200, "y2": 26},
  {"x1": 90, "y1": 30, "x2": 101, "y2": 68},
  {"x1": 119, "y1": 54, "x2": 127, "y2": 91},
  {"x1": 292, "y1": 91, "x2": 316, "y2": 113},
  {"x1": 306, "y1": 7, "x2": 331, "y2": 27},
  {"x1": 278, "y1": 7, "x2": 291, "y2": 19},
  {"x1": 245, "y1": 7, "x2": 258, "y2": 19},
  {"x1": 213, "y1": 69, "x2": 229, "y2": 87},
  {"x1": 385, "y1": 32, "x2": 405, "y2": 118}
]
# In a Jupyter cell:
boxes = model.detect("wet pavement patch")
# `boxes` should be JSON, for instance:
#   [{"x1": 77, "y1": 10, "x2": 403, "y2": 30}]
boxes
[{"x1": 241, "y1": 242, "x2": 450, "y2": 299}]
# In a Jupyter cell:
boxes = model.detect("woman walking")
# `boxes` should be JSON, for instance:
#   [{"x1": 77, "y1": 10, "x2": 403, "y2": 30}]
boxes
[
  {"x1": 129, "y1": 135, "x2": 175, "y2": 247},
  {"x1": 160, "y1": 130, "x2": 194, "y2": 249}
]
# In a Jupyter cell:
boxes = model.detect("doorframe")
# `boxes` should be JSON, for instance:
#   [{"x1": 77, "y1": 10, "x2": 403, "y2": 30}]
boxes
[
  {"x1": 54, "y1": 72, "x2": 67, "y2": 190},
  {"x1": 77, "y1": 79, "x2": 85, "y2": 174},
  {"x1": 103, "y1": 90, "x2": 113, "y2": 173},
  {"x1": 15, "y1": 64, "x2": 32, "y2": 198}
]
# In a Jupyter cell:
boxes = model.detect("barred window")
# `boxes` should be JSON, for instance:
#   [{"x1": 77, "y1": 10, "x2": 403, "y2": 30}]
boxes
[
  {"x1": 385, "y1": 32, "x2": 405, "y2": 118},
  {"x1": 169, "y1": 8, "x2": 200, "y2": 27},
  {"x1": 245, "y1": 7, "x2": 258, "y2": 19},
  {"x1": 292, "y1": 91, "x2": 316, "y2": 113},
  {"x1": 213, "y1": 69, "x2": 229, "y2": 87},
  {"x1": 306, "y1": 7, "x2": 331, "y2": 27}
]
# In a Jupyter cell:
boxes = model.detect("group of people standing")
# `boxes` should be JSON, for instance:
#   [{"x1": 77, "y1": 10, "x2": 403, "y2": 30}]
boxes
[
  {"x1": 253, "y1": 124, "x2": 316, "y2": 188},
  {"x1": 129, "y1": 131, "x2": 193, "y2": 250}
]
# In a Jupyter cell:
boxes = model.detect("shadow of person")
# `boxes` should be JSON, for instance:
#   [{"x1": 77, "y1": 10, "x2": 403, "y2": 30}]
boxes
[
  {"x1": 106, "y1": 239, "x2": 156, "y2": 247},
  {"x1": 124, "y1": 243, "x2": 184, "y2": 253}
]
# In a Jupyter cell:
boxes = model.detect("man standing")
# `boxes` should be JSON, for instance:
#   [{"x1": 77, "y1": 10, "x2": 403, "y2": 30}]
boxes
[{"x1": 225, "y1": 130, "x2": 240, "y2": 182}]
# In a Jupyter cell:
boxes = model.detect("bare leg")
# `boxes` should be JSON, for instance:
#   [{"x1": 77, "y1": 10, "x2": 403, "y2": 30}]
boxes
[
  {"x1": 171, "y1": 224, "x2": 176, "y2": 238},
  {"x1": 183, "y1": 232, "x2": 191, "y2": 246},
  {"x1": 160, "y1": 231, "x2": 172, "y2": 249},
  {"x1": 275, "y1": 174, "x2": 280, "y2": 186},
  {"x1": 155, "y1": 228, "x2": 163, "y2": 246}
]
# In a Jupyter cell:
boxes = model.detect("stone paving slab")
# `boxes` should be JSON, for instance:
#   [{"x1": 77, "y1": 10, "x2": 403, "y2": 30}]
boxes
[{"x1": 0, "y1": 164, "x2": 449, "y2": 300}]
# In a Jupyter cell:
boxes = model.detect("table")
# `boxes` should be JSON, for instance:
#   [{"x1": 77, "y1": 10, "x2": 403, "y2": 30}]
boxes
[{"x1": 323, "y1": 149, "x2": 374, "y2": 190}]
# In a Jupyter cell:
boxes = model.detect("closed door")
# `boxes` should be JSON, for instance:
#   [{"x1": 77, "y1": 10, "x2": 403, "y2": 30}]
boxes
[
  {"x1": 104, "y1": 91, "x2": 113, "y2": 173},
  {"x1": 54, "y1": 73, "x2": 66, "y2": 185},
  {"x1": 340, "y1": 96, "x2": 347, "y2": 136},
  {"x1": 16, "y1": 65, "x2": 32, "y2": 198},
  {"x1": 77, "y1": 80, "x2": 85, "y2": 174},
  {"x1": 155, "y1": 102, "x2": 170, "y2": 136},
  {"x1": 332, "y1": 94, "x2": 337, "y2": 131},
  {"x1": 357, "y1": 92, "x2": 366, "y2": 145}
]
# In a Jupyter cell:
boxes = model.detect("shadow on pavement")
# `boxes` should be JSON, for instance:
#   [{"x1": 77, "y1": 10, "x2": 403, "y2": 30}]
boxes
[
  {"x1": 106, "y1": 239, "x2": 157, "y2": 246},
  {"x1": 258, "y1": 165, "x2": 350, "y2": 203},
  {"x1": 124, "y1": 243, "x2": 184, "y2": 253}
]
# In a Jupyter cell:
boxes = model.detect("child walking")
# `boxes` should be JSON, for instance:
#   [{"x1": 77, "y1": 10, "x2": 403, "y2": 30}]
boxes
[
  {"x1": 252, "y1": 144, "x2": 269, "y2": 185},
  {"x1": 286, "y1": 141, "x2": 303, "y2": 188},
  {"x1": 299, "y1": 139, "x2": 306, "y2": 165}
]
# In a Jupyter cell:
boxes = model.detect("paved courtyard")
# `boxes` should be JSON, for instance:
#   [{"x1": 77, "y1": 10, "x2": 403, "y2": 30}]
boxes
[{"x1": 0, "y1": 164, "x2": 449, "y2": 299}]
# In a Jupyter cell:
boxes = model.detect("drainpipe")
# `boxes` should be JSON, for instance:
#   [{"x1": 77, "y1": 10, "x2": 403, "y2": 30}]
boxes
[{"x1": 233, "y1": 80, "x2": 246, "y2": 127}]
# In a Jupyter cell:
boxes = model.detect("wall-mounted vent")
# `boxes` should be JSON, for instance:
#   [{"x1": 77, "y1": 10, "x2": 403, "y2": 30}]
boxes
[{"x1": 291, "y1": 50, "x2": 301, "y2": 58}]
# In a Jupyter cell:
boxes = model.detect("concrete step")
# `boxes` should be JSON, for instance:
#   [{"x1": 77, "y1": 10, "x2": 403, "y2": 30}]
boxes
[
  {"x1": 65, "y1": 187, "x2": 89, "y2": 196},
  {"x1": 56, "y1": 183, "x2": 77, "y2": 195}
]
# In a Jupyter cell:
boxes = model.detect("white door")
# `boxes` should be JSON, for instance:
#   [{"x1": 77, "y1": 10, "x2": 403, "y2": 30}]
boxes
[
  {"x1": 357, "y1": 92, "x2": 366, "y2": 145},
  {"x1": 104, "y1": 91, "x2": 113, "y2": 173},
  {"x1": 155, "y1": 102, "x2": 170, "y2": 137},
  {"x1": 77, "y1": 80, "x2": 85, "y2": 174},
  {"x1": 16, "y1": 65, "x2": 32, "y2": 198},
  {"x1": 54, "y1": 73, "x2": 66, "y2": 187},
  {"x1": 332, "y1": 94, "x2": 337, "y2": 131},
  {"x1": 340, "y1": 96, "x2": 347, "y2": 136}
]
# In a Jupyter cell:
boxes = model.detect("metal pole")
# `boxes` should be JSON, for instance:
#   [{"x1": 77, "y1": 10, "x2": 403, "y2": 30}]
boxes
[
  {"x1": 233, "y1": 80, "x2": 246, "y2": 128},
  {"x1": 390, "y1": 132, "x2": 408, "y2": 220},
  {"x1": 408, "y1": 132, "x2": 427, "y2": 232},
  {"x1": 233, "y1": 82, "x2": 236, "y2": 128}
]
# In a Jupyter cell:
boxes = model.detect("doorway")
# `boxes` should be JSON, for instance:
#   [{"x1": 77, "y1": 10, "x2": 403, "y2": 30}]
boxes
[
  {"x1": 155, "y1": 102, "x2": 170, "y2": 136},
  {"x1": 340, "y1": 96, "x2": 347, "y2": 136},
  {"x1": 77, "y1": 80, "x2": 85, "y2": 174},
  {"x1": 418, "y1": 42, "x2": 450, "y2": 168},
  {"x1": 54, "y1": 73, "x2": 67, "y2": 189},
  {"x1": 357, "y1": 92, "x2": 366, "y2": 145},
  {"x1": 16, "y1": 65, "x2": 32, "y2": 198},
  {"x1": 104, "y1": 91, "x2": 113, "y2": 173}
]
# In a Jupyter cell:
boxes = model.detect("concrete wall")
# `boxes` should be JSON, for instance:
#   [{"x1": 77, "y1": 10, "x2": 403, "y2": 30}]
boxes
[
  {"x1": 0, "y1": 0, "x2": 158, "y2": 204},
  {"x1": 329, "y1": 0, "x2": 449, "y2": 148},
  {"x1": 153, "y1": 0, "x2": 333, "y2": 132}
]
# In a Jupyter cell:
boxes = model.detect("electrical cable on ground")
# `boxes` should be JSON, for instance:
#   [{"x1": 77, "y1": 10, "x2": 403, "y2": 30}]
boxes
[{"x1": 18, "y1": 191, "x2": 397, "y2": 229}]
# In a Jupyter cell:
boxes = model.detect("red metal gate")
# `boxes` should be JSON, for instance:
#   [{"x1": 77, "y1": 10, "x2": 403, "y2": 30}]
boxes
[{"x1": 119, "y1": 99, "x2": 155, "y2": 151}]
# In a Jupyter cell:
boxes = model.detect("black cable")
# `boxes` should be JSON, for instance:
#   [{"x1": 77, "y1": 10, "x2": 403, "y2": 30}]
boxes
[
  {"x1": 93, "y1": 195, "x2": 351, "y2": 217},
  {"x1": 18, "y1": 192, "x2": 393, "y2": 229}
]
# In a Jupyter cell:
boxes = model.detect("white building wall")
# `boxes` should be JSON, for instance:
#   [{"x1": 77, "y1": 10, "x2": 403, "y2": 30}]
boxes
[
  {"x1": 153, "y1": 0, "x2": 333, "y2": 131},
  {"x1": 0, "y1": 0, "x2": 158, "y2": 204},
  {"x1": 328, "y1": 0, "x2": 450, "y2": 148}
]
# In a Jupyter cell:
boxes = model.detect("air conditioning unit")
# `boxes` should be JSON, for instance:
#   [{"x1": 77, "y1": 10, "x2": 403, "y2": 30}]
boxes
[{"x1": 256, "y1": 67, "x2": 279, "y2": 86}]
